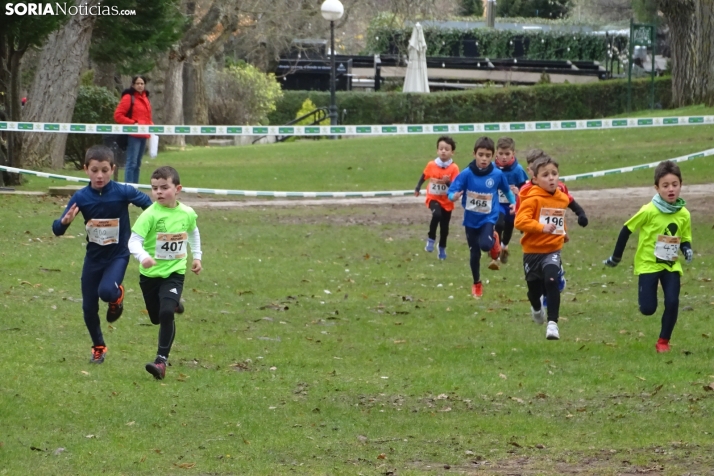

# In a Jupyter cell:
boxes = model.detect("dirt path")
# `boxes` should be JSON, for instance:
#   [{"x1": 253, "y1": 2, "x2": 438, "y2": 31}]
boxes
[
  {"x1": 182, "y1": 183, "x2": 714, "y2": 208},
  {"x1": 181, "y1": 183, "x2": 714, "y2": 220}
]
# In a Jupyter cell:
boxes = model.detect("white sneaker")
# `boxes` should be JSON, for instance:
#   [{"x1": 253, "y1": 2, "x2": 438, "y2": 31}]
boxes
[
  {"x1": 546, "y1": 321, "x2": 560, "y2": 340},
  {"x1": 531, "y1": 306, "x2": 545, "y2": 325}
]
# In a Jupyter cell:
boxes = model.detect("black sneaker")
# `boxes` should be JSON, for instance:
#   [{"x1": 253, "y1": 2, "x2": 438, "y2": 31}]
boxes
[
  {"x1": 175, "y1": 302, "x2": 184, "y2": 314},
  {"x1": 146, "y1": 357, "x2": 167, "y2": 380},
  {"x1": 106, "y1": 284, "x2": 124, "y2": 323}
]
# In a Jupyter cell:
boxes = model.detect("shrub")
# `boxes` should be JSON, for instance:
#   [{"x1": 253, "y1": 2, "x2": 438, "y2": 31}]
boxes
[
  {"x1": 268, "y1": 77, "x2": 672, "y2": 126},
  {"x1": 66, "y1": 84, "x2": 118, "y2": 169},
  {"x1": 295, "y1": 98, "x2": 329, "y2": 126},
  {"x1": 207, "y1": 62, "x2": 283, "y2": 126},
  {"x1": 364, "y1": 26, "x2": 621, "y2": 62}
]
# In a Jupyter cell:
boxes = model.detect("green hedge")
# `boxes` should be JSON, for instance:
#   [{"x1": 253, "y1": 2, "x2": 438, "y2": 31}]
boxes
[
  {"x1": 268, "y1": 78, "x2": 671, "y2": 126},
  {"x1": 364, "y1": 26, "x2": 625, "y2": 62}
]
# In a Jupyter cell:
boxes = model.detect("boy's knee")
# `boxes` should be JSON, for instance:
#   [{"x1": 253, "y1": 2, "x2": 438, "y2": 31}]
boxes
[
  {"x1": 639, "y1": 304, "x2": 657, "y2": 316},
  {"x1": 663, "y1": 296, "x2": 679, "y2": 309},
  {"x1": 158, "y1": 302, "x2": 176, "y2": 324},
  {"x1": 97, "y1": 286, "x2": 116, "y2": 303}
]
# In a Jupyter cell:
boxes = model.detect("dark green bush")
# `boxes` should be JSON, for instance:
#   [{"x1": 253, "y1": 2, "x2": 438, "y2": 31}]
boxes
[
  {"x1": 66, "y1": 85, "x2": 118, "y2": 168},
  {"x1": 364, "y1": 26, "x2": 621, "y2": 62},
  {"x1": 268, "y1": 78, "x2": 671, "y2": 126}
]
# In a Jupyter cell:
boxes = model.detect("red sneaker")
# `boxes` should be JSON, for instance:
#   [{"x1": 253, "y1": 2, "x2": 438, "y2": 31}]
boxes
[
  {"x1": 655, "y1": 338, "x2": 671, "y2": 353},
  {"x1": 90, "y1": 345, "x2": 107, "y2": 364},
  {"x1": 106, "y1": 284, "x2": 124, "y2": 323},
  {"x1": 472, "y1": 282, "x2": 483, "y2": 298},
  {"x1": 490, "y1": 231, "x2": 502, "y2": 260}
]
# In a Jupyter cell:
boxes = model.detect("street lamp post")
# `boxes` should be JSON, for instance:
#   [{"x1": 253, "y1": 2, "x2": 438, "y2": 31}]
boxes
[{"x1": 321, "y1": 0, "x2": 344, "y2": 128}]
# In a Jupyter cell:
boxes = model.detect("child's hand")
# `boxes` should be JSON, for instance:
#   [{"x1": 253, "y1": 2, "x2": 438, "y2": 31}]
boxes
[
  {"x1": 452, "y1": 191, "x2": 463, "y2": 201},
  {"x1": 191, "y1": 259, "x2": 202, "y2": 275},
  {"x1": 510, "y1": 185, "x2": 519, "y2": 195},
  {"x1": 578, "y1": 215, "x2": 589, "y2": 227},
  {"x1": 414, "y1": 190, "x2": 420, "y2": 197},
  {"x1": 542, "y1": 223, "x2": 556, "y2": 234},
  {"x1": 509, "y1": 204, "x2": 516, "y2": 215},
  {"x1": 684, "y1": 248, "x2": 693, "y2": 264},
  {"x1": 564, "y1": 233, "x2": 570, "y2": 243},
  {"x1": 60, "y1": 204, "x2": 79, "y2": 225},
  {"x1": 141, "y1": 257, "x2": 156, "y2": 268}
]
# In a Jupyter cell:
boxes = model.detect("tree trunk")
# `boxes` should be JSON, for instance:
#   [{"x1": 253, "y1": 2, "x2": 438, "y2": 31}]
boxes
[
  {"x1": 659, "y1": 0, "x2": 698, "y2": 107},
  {"x1": 92, "y1": 61, "x2": 120, "y2": 92},
  {"x1": 162, "y1": 50, "x2": 186, "y2": 147},
  {"x1": 183, "y1": 58, "x2": 209, "y2": 146},
  {"x1": 0, "y1": 37, "x2": 27, "y2": 184},
  {"x1": 696, "y1": 0, "x2": 714, "y2": 106},
  {"x1": 21, "y1": 0, "x2": 99, "y2": 169}
]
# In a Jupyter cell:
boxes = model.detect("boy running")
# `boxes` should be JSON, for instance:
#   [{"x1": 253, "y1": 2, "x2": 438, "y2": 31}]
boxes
[
  {"x1": 515, "y1": 155, "x2": 569, "y2": 340},
  {"x1": 604, "y1": 160, "x2": 693, "y2": 353},
  {"x1": 492, "y1": 137, "x2": 529, "y2": 270},
  {"x1": 448, "y1": 136, "x2": 515, "y2": 298},
  {"x1": 129, "y1": 166, "x2": 202, "y2": 379},
  {"x1": 52, "y1": 145, "x2": 153, "y2": 363},
  {"x1": 415, "y1": 136, "x2": 460, "y2": 260},
  {"x1": 518, "y1": 149, "x2": 589, "y2": 300}
]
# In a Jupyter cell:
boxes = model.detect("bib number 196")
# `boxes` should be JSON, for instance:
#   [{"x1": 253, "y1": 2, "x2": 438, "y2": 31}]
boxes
[
  {"x1": 539, "y1": 208, "x2": 565, "y2": 234},
  {"x1": 155, "y1": 232, "x2": 188, "y2": 260}
]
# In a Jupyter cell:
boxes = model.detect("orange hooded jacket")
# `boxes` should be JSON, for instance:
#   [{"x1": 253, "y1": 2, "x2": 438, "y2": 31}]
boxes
[{"x1": 515, "y1": 184, "x2": 569, "y2": 254}]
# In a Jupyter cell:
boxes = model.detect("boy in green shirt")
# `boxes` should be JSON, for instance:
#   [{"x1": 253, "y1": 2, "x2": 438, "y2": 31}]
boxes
[
  {"x1": 129, "y1": 166, "x2": 202, "y2": 379},
  {"x1": 604, "y1": 161, "x2": 693, "y2": 353}
]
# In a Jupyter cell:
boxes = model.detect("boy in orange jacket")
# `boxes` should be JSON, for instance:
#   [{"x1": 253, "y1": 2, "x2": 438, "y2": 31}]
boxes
[
  {"x1": 515, "y1": 155, "x2": 569, "y2": 340},
  {"x1": 415, "y1": 136, "x2": 460, "y2": 260}
]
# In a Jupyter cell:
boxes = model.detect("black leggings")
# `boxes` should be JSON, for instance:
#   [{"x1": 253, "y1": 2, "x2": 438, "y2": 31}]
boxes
[
  {"x1": 638, "y1": 270, "x2": 680, "y2": 340},
  {"x1": 465, "y1": 223, "x2": 495, "y2": 284},
  {"x1": 140, "y1": 273, "x2": 184, "y2": 359},
  {"x1": 428, "y1": 201, "x2": 452, "y2": 248},
  {"x1": 495, "y1": 212, "x2": 515, "y2": 246},
  {"x1": 526, "y1": 264, "x2": 560, "y2": 322}
]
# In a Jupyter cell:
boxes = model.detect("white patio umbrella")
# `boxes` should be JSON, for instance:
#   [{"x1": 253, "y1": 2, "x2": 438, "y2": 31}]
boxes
[{"x1": 402, "y1": 22, "x2": 430, "y2": 93}]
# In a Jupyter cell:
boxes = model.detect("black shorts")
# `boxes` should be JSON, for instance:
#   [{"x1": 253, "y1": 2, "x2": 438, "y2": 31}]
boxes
[
  {"x1": 139, "y1": 272, "x2": 185, "y2": 304},
  {"x1": 523, "y1": 251, "x2": 561, "y2": 282}
]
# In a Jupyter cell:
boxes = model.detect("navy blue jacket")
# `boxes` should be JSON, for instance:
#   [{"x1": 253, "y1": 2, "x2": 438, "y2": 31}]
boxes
[
  {"x1": 52, "y1": 181, "x2": 152, "y2": 263},
  {"x1": 448, "y1": 161, "x2": 514, "y2": 229}
]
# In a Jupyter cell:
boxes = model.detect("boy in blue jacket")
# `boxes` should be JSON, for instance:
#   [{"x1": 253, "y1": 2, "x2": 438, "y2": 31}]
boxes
[
  {"x1": 52, "y1": 145, "x2": 153, "y2": 364},
  {"x1": 448, "y1": 136, "x2": 516, "y2": 298},
  {"x1": 491, "y1": 137, "x2": 529, "y2": 270}
]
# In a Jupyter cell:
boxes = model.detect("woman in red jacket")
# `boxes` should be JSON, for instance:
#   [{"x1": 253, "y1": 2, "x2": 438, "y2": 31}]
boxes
[{"x1": 114, "y1": 75, "x2": 153, "y2": 184}]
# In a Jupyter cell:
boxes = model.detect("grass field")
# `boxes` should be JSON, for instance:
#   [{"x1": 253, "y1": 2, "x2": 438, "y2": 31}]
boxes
[
  {"x1": 1, "y1": 187, "x2": 714, "y2": 474},
  {"x1": 8, "y1": 105, "x2": 714, "y2": 195}
]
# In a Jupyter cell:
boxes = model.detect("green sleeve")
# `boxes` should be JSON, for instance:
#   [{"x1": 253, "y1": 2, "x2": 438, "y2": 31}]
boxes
[
  {"x1": 132, "y1": 209, "x2": 152, "y2": 238},
  {"x1": 681, "y1": 211, "x2": 692, "y2": 243},
  {"x1": 624, "y1": 204, "x2": 649, "y2": 233},
  {"x1": 189, "y1": 209, "x2": 198, "y2": 232}
]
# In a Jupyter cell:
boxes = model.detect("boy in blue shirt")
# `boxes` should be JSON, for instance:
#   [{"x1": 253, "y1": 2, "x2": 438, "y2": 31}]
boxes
[
  {"x1": 448, "y1": 136, "x2": 516, "y2": 298},
  {"x1": 52, "y1": 145, "x2": 153, "y2": 364},
  {"x1": 491, "y1": 137, "x2": 529, "y2": 270}
]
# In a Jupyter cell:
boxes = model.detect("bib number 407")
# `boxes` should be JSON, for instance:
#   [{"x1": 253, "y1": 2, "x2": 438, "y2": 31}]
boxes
[{"x1": 155, "y1": 232, "x2": 188, "y2": 260}]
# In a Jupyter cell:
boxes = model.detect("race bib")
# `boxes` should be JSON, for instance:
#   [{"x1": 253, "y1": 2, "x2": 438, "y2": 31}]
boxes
[
  {"x1": 428, "y1": 180, "x2": 448, "y2": 196},
  {"x1": 498, "y1": 189, "x2": 510, "y2": 204},
  {"x1": 155, "y1": 232, "x2": 188, "y2": 260},
  {"x1": 654, "y1": 235, "x2": 680, "y2": 261},
  {"x1": 539, "y1": 208, "x2": 566, "y2": 234},
  {"x1": 86, "y1": 218, "x2": 119, "y2": 246},
  {"x1": 465, "y1": 192, "x2": 492, "y2": 214}
]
